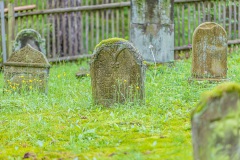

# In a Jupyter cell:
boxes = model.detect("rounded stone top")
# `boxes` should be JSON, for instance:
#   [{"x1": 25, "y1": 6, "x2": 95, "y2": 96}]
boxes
[
  {"x1": 192, "y1": 82, "x2": 240, "y2": 116},
  {"x1": 92, "y1": 38, "x2": 144, "y2": 66},
  {"x1": 15, "y1": 29, "x2": 42, "y2": 41},
  {"x1": 199, "y1": 22, "x2": 217, "y2": 29},
  {"x1": 13, "y1": 28, "x2": 46, "y2": 54},
  {"x1": 193, "y1": 22, "x2": 227, "y2": 37},
  {"x1": 94, "y1": 37, "x2": 127, "y2": 50},
  {"x1": 6, "y1": 44, "x2": 50, "y2": 67}
]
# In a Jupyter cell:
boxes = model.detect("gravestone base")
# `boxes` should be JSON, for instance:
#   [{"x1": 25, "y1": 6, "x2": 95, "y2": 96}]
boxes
[
  {"x1": 143, "y1": 61, "x2": 175, "y2": 68},
  {"x1": 131, "y1": 23, "x2": 174, "y2": 63},
  {"x1": 4, "y1": 65, "x2": 49, "y2": 93},
  {"x1": 188, "y1": 77, "x2": 229, "y2": 82}
]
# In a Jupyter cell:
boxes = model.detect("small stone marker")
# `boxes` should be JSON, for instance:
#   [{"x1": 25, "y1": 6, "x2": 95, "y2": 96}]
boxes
[
  {"x1": 90, "y1": 38, "x2": 145, "y2": 106},
  {"x1": 191, "y1": 82, "x2": 240, "y2": 160},
  {"x1": 13, "y1": 29, "x2": 46, "y2": 55},
  {"x1": 192, "y1": 22, "x2": 227, "y2": 81},
  {"x1": 76, "y1": 67, "x2": 89, "y2": 78},
  {"x1": 4, "y1": 45, "x2": 50, "y2": 93}
]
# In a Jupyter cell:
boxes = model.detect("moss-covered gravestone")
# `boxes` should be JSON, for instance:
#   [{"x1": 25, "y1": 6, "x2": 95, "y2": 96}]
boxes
[
  {"x1": 90, "y1": 38, "x2": 145, "y2": 106},
  {"x1": 130, "y1": 0, "x2": 174, "y2": 63},
  {"x1": 192, "y1": 22, "x2": 227, "y2": 81},
  {"x1": 192, "y1": 83, "x2": 240, "y2": 160},
  {"x1": 13, "y1": 29, "x2": 46, "y2": 55},
  {"x1": 4, "y1": 45, "x2": 50, "y2": 93}
]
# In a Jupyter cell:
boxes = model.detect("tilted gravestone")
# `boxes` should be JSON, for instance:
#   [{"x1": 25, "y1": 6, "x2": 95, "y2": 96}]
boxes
[
  {"x1": 13, "y1": 29, "x2": 46, "y2": 55},
  {"x1": 192, "y1": 82, "x2": 240, "y2": 160},
  {"x1": 191, "y1": 22, "x2": 227, "y2": 81},
  {"x1": 4, "y1": 44, "x2": 50, "y2": 93},
  {"x1": 130, "y1": 0, "x2": 174, "y2": 63},
  {"x1": 90, "y1": 38, "x2": 145, "y2": 106}
]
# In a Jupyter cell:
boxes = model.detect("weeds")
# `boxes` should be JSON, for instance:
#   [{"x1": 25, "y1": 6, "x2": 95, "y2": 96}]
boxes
[{"x1": 0, "y1": 51, "x2": 240, "y2": 159}]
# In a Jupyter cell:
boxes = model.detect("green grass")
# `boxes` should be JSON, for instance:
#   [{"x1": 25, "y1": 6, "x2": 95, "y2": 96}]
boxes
[{"x1": 1, "y1": 51, "x2": 240, "y2": 159}]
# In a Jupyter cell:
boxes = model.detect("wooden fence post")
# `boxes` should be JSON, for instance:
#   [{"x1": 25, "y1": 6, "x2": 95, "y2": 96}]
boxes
[
  {"x1": 0, "y1": 0, "x2": 7, "y2": 62},
  {"x1": 7, "y1": 3, "x2": 14, "y2": 58}
]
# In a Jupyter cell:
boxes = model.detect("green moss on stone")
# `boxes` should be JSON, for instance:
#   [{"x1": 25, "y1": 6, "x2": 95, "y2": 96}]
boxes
[
  {"x1": 94, "y1": 38, "x2": 127, "y2": 50},
  {"x1": 192, "y1": 82, "x2": 240, "y2": 116},
  {"x1": 136, "y1": 0, "x2": 143, "y2": 8}
]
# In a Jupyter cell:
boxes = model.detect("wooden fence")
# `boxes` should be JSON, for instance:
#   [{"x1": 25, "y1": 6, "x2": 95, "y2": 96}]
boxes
[
  {"x1": 1, "y1": 0, "x2": 240, "y2": 62},
  {"x1": 174, "y1": 0, "x2": 240, "y2": 53},
  {"x1": 2, "y1": 0, "x2": 130, "y2": 62}
]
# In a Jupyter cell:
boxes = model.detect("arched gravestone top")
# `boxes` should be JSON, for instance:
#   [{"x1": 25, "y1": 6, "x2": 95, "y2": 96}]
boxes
[
  {"x1": 7, "y1": 44, "x2": 50, "y2": 67},
  {"x1": 191, "y1": 82, "x2": 240, "y2": 160},
  {"x1": 192, "y1": 22, "x2": 227, "y2": 80},
  {"x1": 90, "y1": 38, "x2": 146, "y2": 107},
  {"x1": 13, "y1": 29, "x2": 46, "y2": 55}
]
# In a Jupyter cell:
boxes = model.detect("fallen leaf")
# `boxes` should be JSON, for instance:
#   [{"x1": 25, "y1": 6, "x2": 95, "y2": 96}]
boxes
[{"x1": 23, "y1": 152, "x2": 36, "y2": 159}]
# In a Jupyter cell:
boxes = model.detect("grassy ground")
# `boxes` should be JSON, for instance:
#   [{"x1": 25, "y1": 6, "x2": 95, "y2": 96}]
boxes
[{"x1": 0, "y1": 51, "x2": 240, "y2": 160}]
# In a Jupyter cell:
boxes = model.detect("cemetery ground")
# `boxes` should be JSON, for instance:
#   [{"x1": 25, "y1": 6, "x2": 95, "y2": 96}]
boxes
[{"x1": 0, "y1": 51, "x2": 240, "y2": 160}]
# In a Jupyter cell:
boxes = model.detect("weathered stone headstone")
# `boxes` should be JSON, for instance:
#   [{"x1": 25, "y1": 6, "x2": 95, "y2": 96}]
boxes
[
  {"x1": 192, "y1": 22, "x2": 228, "y2": 81},
  {"x1": 130, "y1": 0, "x2": 174, "y2": 63},
  {"x1": 13, "y1": 29, "x2": 46, "y2": 55},
  {"x1": 4, "y1": 44, "x2": 50, "y2": 93},
  {"x1": 192, "y1": 82, "x2": 240, "y2": 160},
  {"x1": 90, "y1": 38, "x2": 145, "y2": 106}
]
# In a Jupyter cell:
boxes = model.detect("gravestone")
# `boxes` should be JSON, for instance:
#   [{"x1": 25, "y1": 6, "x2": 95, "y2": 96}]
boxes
[
  {"x1": 130, "y1": 0, "x2": 174, "y2": 63},
  {"x1": 192, "y1": 82, "x2": 240, "y2": 160},
  {"x1": 191, "y1": 22, "x2": 227, "y2": 81},
  {"x1": 13, "y1": 29, "x2": 46, "y2": 55},
  {"x1": 4, "y1": 44, "x2": 50, "y2": 93},
  {"x1": 90, "y1": 38, "x2": 145, "y2": 107}
]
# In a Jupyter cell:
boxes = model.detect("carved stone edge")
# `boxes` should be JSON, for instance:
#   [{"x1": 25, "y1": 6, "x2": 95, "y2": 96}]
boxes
[
  {"x1": 5, "y1": 44, "x2": 50, "y2": 67},
  {"x1": 192, "y1": 22, "x2": 227, "y2": 44},
  {"x1": 90, "y1": 41, "x2": 145, "y2": 67},
  {"x1": 13, "y1": 28, "x2": 46, "y2": 54}
]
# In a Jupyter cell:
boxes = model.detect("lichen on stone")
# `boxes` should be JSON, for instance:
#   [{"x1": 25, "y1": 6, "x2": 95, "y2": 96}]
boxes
[
  {"x1": 136, "y1": 0, "x2": 144, "y2": 14},
  {"x1": 192, "y1": 82, "x2": 240, "y2": 115},
  {"x1": 94, "y1": 38, "x2": 127, "y2": 50}
]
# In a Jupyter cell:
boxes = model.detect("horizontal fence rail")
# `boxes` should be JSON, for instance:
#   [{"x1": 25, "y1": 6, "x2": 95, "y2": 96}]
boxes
[
  {"x1": 14, "y1": 2, "x2": 131, "y2": 17},
  {"x1": 4, "y1": 4, "x2": 36, "y2": 13},
  {"x1": 1, "y1": 0, "x2": 240, "y2": 63}
]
